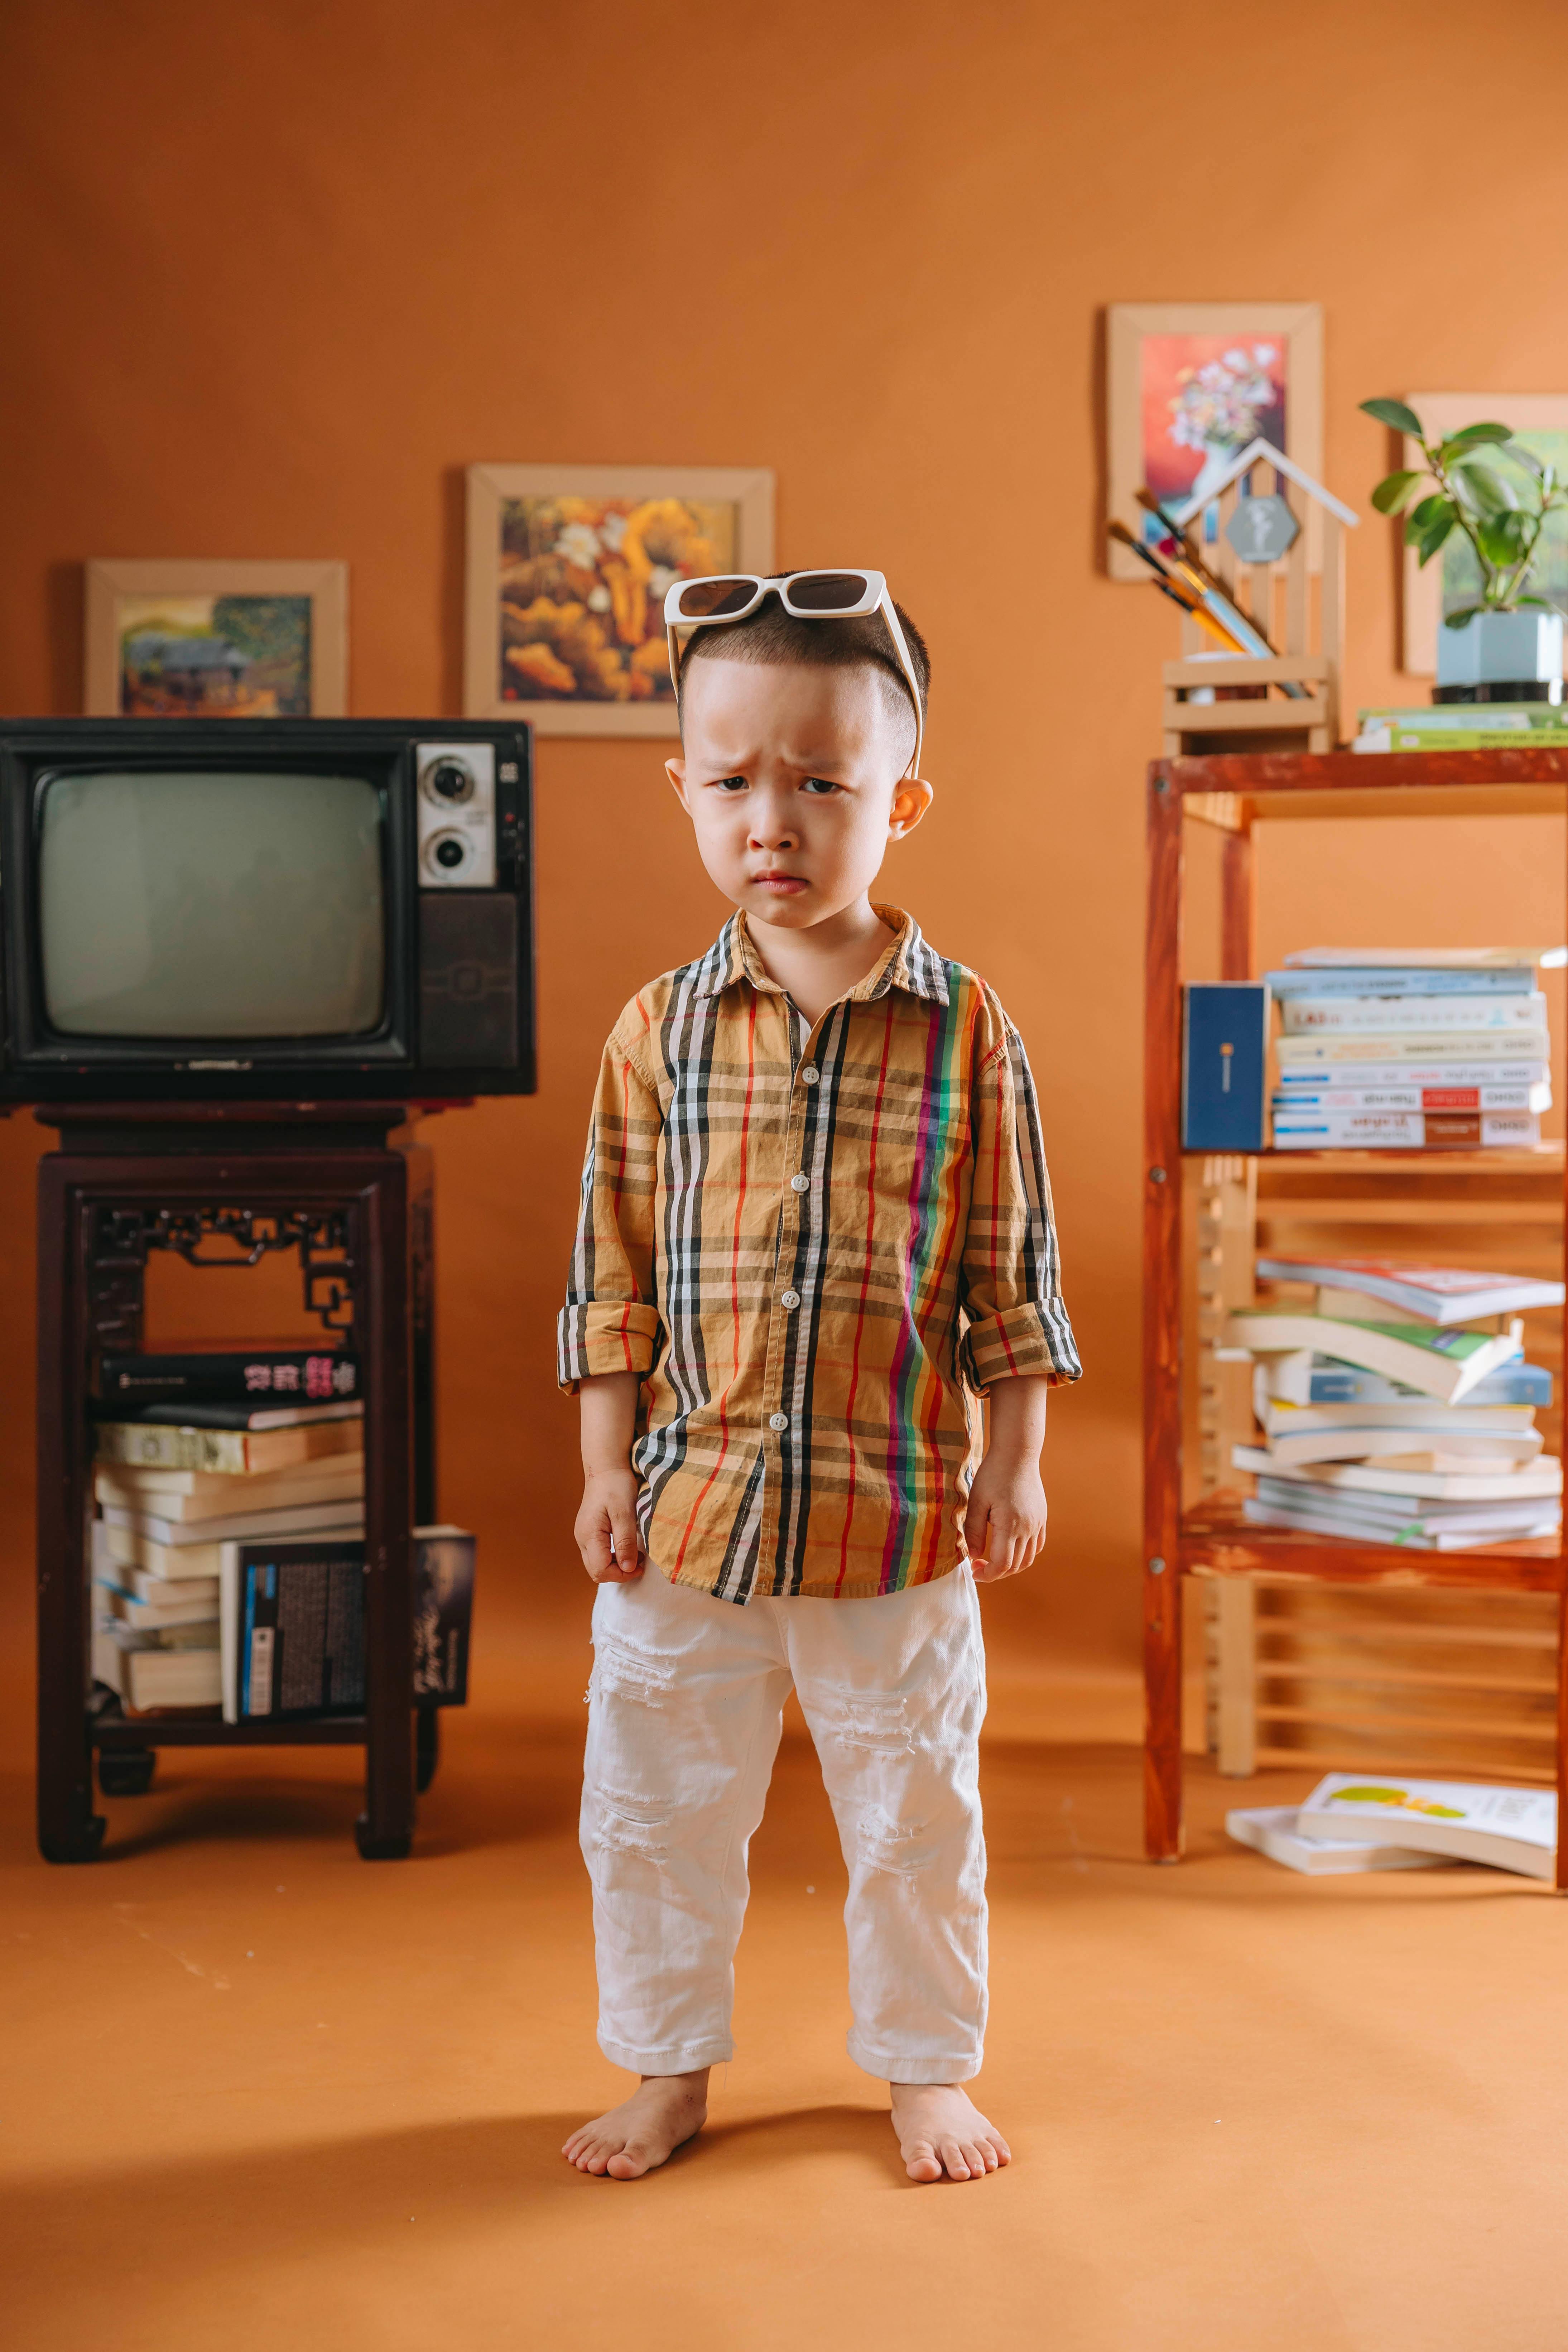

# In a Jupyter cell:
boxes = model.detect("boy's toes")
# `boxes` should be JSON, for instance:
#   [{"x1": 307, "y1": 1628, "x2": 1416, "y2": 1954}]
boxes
[
  {"x1": 961, "y1": 2138, "x2": 993, "y2": 2175},
  {"x1": 904, "y1": 2139, "x2": 943, "y2": 2183},
  {"x1": 605, "y1": 2139, "x2": 654, "y2": 2180},
  {"x1": 984, "y1": 2132, "x2": 1012, "y2": 2168},
  {"x1": 939, "y1": 2137, "x2": 973, "y2": 2180}
]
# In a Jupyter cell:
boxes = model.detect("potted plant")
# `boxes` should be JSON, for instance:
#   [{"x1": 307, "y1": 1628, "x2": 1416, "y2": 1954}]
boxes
[{"x1": 1362, "y1": 397, "x2": 1568, "y2": 700}]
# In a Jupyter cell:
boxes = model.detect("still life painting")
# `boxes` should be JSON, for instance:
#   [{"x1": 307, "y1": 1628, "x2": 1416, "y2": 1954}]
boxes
[
  {"x1": 85, "y1": 560, "x2": 348, "y2": 718},
  {"x1": 465, "y1": 465, "x2": 775, "y2": 733},
  {"x1": 1106, "y1": 304, "x2": 1323, "y2": 580}
]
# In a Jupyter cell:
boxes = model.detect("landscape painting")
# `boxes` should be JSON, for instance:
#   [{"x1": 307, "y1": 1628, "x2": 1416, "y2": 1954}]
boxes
[
  {"x1": 114, "y1": 593, "x2": 313, "y2": 718},
  {"x1": 465, "y1": 465, "x2": 775, "y2": 733},
  {"x1": 85, "y1": 560, "x2": 348, "y2": 718}
]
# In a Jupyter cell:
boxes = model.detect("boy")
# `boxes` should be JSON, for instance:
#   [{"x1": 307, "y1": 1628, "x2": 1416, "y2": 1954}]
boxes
[{"x1": 557, "y1": 570, "x2": 1080, "y2": 2185}]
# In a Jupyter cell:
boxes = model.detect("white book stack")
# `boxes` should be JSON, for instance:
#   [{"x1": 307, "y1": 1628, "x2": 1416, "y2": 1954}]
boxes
[
  {"x1": 1228, "y1": 1255, "x2": 1562, "y2": 1550},
  {"x1": 1268, "y1": 947, "x2": 1554, "y2": 1150},
  {"x1": 90, "y1": 1401, "x2": 364, "y2": 1714}
]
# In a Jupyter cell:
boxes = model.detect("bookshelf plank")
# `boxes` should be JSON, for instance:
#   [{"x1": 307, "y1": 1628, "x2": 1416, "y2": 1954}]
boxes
[{"x1": 1144, "y1": 771, "x2": 1184, "y2": 1858}]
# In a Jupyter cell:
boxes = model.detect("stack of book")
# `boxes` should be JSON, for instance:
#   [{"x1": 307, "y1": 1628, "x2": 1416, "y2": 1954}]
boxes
[
  {"x1": 1352, "y1": 702, "x2": 1568, "y2": 754},
  {"x1": 91, "y1": 1348, "x2": 365, "y2": 1714},
  {"x1": 1225, "y1": 1256, "x2": 1562, "y2": 1550},
  {"x1": 1230, "y1": 1773, "x2": 1556, "y2": 1881},
  {"x1": 1269, "y1": 948, "x2": 1553, "y2": 1150}
]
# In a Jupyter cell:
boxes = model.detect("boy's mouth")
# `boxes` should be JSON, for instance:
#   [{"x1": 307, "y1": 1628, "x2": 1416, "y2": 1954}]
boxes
[{"x1": 751, "y1": 871, "x2": 809, "y2": 895}]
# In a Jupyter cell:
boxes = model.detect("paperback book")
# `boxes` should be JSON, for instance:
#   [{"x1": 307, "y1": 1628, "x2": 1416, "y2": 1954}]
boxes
[{"x1": 1296, "y1": 1774, "x2": 1557, "y2": 1880}]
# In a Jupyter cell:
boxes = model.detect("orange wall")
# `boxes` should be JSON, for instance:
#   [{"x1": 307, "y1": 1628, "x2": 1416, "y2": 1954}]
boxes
[{"x1": 3, "y1": 0, "x2": 1568, "y2": 1718}]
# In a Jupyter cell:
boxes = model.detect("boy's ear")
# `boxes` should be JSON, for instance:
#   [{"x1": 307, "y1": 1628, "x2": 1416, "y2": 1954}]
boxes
[
  {"x1": 665, "y1": 755, "x2": 692, "y2": 814},
  {"x1": 889, "y1": 776, "x2": 934, "y2": 840}
]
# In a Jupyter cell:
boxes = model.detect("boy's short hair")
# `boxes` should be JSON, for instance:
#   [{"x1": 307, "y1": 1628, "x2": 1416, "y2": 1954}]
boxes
[{"x1": 678, "y1": 587, "x2": 930, "y2": 762}]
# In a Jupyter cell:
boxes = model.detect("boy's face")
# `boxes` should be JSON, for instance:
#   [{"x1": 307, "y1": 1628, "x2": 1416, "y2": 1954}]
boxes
[{"x1": 665, "y1": 658, "x2": 933, "y2": 931}]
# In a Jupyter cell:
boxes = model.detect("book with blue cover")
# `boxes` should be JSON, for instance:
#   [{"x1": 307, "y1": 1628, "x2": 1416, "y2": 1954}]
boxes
[{"x1": 1181, "y1": 983, "x2": 1269, "y2": 1151}]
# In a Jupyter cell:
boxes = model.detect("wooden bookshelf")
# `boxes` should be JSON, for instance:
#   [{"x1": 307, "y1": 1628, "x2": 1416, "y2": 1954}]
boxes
[{"x1": 1143, "y1": 747, "x2": 1568, "y2": 1881}]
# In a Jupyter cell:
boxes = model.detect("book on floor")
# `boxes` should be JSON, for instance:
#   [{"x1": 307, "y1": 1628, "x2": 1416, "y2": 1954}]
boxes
[
  {"x1": 95, "y1": 1416, "x2": 364, "y2": 1477},
  {"x1": 1254, "y1": 1257, "x2": 1565, "y2": 1325},
  {"x1": 1296, "y1": 1774, "x2": 1557, "y2": 1880},
  {"x1": 98, "y1": 1345, "x2": 359, "y2": 1407},
  {"x1": 1226, "y1": 1805, "x2": 1450, "y2": 1874},
  {"x1": 1224, "y1": 1312, "x2": 1522, "y2": 1404}
]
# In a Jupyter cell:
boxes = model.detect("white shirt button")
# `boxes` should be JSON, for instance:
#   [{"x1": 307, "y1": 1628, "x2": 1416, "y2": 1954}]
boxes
[
  {"x1": 781, "y1": 1290, "x2": 801, "y2": 1310},
  {"x1": 800, "y1": 1065, "x2": 820, "y2": 1085},
  {"x1": 769, "y1": 1411, "x2": 789, "y2": 1431},
  {"x1": 790, "y1": 1172, "x2": 810, "y2": 1192}
]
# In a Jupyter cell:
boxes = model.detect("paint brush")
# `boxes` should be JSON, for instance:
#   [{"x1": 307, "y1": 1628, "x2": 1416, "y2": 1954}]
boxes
[{"x1": 1108, "y1": 523, "x2": 1249, "y2": 653}]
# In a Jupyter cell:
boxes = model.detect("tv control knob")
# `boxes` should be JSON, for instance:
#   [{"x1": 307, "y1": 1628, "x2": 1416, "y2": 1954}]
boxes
[
  {"x1": 433, "y1": 836, "x2": 468, "y2": 870},
  {"x1": 427, "y1": 759, "x2": 476, "y2": 804}
]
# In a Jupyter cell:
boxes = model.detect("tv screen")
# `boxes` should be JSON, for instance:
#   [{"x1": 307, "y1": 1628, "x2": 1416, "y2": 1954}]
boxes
[{"x1": 38, "y1": 771, "x2": 386, "y2": 1040}]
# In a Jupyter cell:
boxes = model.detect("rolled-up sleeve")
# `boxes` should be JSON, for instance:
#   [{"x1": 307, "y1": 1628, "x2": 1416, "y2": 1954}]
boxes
[
  {"x1": 957, "y1": 1014, "x2": 1082, "y2": 1394},
  {"x1": 557, "y1": 1029, "x2": 665, "y2": 1393}
]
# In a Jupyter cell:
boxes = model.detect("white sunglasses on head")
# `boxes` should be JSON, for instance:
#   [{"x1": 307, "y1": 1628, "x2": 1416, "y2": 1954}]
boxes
[{"x1": 663, "y1": 569, "x2": 925, "y2": 777}]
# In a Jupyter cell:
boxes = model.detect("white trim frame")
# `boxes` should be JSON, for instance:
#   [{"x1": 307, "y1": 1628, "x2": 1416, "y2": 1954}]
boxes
[{"x1": 85, "y1": 558, "x2": 348, "y2": 718}]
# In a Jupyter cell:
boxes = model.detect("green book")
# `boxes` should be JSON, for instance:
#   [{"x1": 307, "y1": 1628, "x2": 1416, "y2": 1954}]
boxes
[{"x1": 1223, "y1": 1310, "x2": 1523, "y2": 1405}]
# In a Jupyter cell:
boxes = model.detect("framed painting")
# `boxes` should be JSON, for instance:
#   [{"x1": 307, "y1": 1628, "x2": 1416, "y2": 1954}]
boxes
[
  {"x1": 464, "y1": 463, "x2": 775, "y2": 734},
  {"x1": 85, "y1": 559, "x2": 348, "y2": 718},
  {"x1": 1399, "y1": 394, "x2": 1568, "y2": 675},
  {"x1": 1106, "y1": 303, "x2": 1324, "y2": 579}
]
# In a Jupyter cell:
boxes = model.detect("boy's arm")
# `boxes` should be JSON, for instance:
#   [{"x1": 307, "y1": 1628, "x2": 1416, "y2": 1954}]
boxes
[
  {"x1": 576, "y1": 1371, "x2": 645, "y2": 1581},
  {"x1": 558, "y1": 1026, "x2": 664, "y2": 1582},
  {"x1": 958, "y1": 1010, "x2": 1081, "y2": 1582}
]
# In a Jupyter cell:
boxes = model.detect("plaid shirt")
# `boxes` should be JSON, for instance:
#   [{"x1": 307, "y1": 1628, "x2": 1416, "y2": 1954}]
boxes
[{"x1": 558, "y1": 907, "x2": 1081, "y2": 1602}]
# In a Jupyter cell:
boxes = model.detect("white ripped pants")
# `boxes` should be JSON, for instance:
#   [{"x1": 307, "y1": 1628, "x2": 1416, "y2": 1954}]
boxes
[{"x1": 580, "y1": 1564, "x2": 988, "y2": 2084}]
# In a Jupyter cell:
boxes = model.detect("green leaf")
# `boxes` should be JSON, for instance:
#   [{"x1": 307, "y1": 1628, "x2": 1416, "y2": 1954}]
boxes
[
  {"x1": 1371, "y1": 469, "x2": 1425, "y2": 514},
  {"x1": 1477, "y1": 512, "x2": 1528, "y2": 566},
  {"x1": 1516, "y1": 594, "x2": 1556, "y2": 609},
  {"x1": 1443, "y1": 605, "x2": 1487, "y2": 628},
  {"x1": 1407, "y1": 494, "x2": 1447, "y2": 529},
  {"x1": 1416, "y1": 505, "x2": 1457, "y2": 565},
  {"x1": 1511, "y1": 446, "x2": 1546, "y2": 477},
  {"x1": 1361, "y1": 396, "x2": 1424, "y2": 436},
  {"x1": 1450, "y1": 462, "x2": 1515, "y2": 515},
  {"x1": 1438, "y1": 423, "x2": 1514, "y2": 456}
]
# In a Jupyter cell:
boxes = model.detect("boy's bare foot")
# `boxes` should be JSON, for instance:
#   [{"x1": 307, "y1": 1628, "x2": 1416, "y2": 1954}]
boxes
[
  {"x1": 562, "y1": 2067, "x2": 710, "y2": 2179},
  {"x1": 890, "y1": 2083, "x2": 1011, "y2": 2183}
]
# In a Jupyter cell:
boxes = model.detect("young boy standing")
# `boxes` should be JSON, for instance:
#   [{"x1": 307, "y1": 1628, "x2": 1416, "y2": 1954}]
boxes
[{"x1": 558, "y1": 572, "x2": 1080, "y2": 2185}]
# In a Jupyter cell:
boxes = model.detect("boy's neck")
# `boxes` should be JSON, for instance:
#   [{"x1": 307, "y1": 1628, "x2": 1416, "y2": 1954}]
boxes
[{"x1": 743, "y1": 894, "x2": 896, "y2": 1026}]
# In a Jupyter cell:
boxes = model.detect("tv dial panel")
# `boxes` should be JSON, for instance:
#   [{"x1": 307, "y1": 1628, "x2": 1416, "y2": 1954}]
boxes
[{"x1": 415, "y1": 741, "x2": 496, "y2": 888}]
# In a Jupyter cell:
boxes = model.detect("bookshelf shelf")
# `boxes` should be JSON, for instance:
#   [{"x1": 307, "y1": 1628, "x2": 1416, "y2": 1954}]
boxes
[{"x1": 1144, "y1": 747, "x2": 1568, "y2": 1880}]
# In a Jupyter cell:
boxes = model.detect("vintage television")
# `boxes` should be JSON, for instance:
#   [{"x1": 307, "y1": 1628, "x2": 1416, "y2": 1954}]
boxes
[{"x1": 0, "y1": 720, "x2": 534, "y2": 1102}]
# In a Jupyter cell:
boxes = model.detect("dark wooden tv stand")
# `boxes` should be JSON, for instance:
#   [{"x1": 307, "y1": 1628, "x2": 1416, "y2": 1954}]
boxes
[{"x1": 34, "y1": 1101, "x2": 438, "y2": 1862}]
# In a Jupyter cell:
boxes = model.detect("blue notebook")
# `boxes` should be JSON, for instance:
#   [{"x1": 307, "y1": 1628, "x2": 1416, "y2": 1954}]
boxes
[{"x1": 1182, "y1": 983, "x2": 1270, "y2": 1150}]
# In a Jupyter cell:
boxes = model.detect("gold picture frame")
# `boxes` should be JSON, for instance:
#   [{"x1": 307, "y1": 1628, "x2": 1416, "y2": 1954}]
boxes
[
  {"x1": 1106, "y1": 303, "x2": 1324, "y2": 580},
  {"x1": 464, "y1": 462, "x2": 775, "y2": 735},
  {"x1": 85, "y1": 558, "x2": 348, "y2": 718},
  {"x1": 1398, "y1": 393, "x2": 1568, "y2": 675}
]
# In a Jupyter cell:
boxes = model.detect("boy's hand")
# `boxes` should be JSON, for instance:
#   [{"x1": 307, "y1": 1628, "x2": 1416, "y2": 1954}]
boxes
[
  {"x1": 962, "y1": 1453, "x2": 1048, "y2": 1581},
  {"x1": 962, "y1": 1375, "x2": 1050, "y2": 1582},
  {"x1": 575, "y1": 1470, "x2": 646, "y2": 1582}
]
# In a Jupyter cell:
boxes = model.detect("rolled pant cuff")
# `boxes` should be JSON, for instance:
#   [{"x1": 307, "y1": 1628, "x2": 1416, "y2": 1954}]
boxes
[
  {"x1": 847, "y1": 2034, "x2": 983, "y2": 2085},
  {"x1": 598, "y1": 2031, "x2": 734, "y2": 2075}
]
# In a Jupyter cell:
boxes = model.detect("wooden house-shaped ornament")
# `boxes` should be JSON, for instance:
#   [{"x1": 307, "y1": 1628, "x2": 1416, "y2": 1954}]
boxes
[{"x1": 1161, "y1": 438, "x2": 1358, "y2": 756}]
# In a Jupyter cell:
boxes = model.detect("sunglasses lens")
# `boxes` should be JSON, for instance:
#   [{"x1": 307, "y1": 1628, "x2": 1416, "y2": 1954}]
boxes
[
  {"x1": 672, "y1": 577, "x2": 756, "y2": 619},
  {"x1": 785, "y1": 572, "x2": 870, "y2": 612}
]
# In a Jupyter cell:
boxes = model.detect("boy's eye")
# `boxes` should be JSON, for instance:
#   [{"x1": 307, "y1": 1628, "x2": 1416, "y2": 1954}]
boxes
[
  {"x1": 801, "y1": 776, "x2": 842, "y2": 795},
  {"x1": 710, "y1": 775, "x2": 748, "y2": 792}
]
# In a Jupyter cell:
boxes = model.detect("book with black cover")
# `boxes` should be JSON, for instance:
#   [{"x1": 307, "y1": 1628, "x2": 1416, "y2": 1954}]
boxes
[
  {"x1": 220, "y1": 1526, "x2": 475, "y2": 1722},
  {"x1": 99, "y1": 1347, "x2": 359, "y2": 1407}
]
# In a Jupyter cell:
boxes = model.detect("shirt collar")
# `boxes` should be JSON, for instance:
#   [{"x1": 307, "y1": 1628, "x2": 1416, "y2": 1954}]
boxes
[{"x1": 693, "y1": 906, "x2": 949, "y2": 1007}]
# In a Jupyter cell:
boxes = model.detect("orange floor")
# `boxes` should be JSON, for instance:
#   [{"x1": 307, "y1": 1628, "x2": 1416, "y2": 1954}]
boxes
[{"x1": 4, "y1": 1684, "x2": 1565, "y2": 2352}]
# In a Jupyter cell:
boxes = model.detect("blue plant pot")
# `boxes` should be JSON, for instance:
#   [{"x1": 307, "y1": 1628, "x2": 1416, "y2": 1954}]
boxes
[{"x1": 1434, "y1": 609, "x2": 1564, "y2": 703}]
